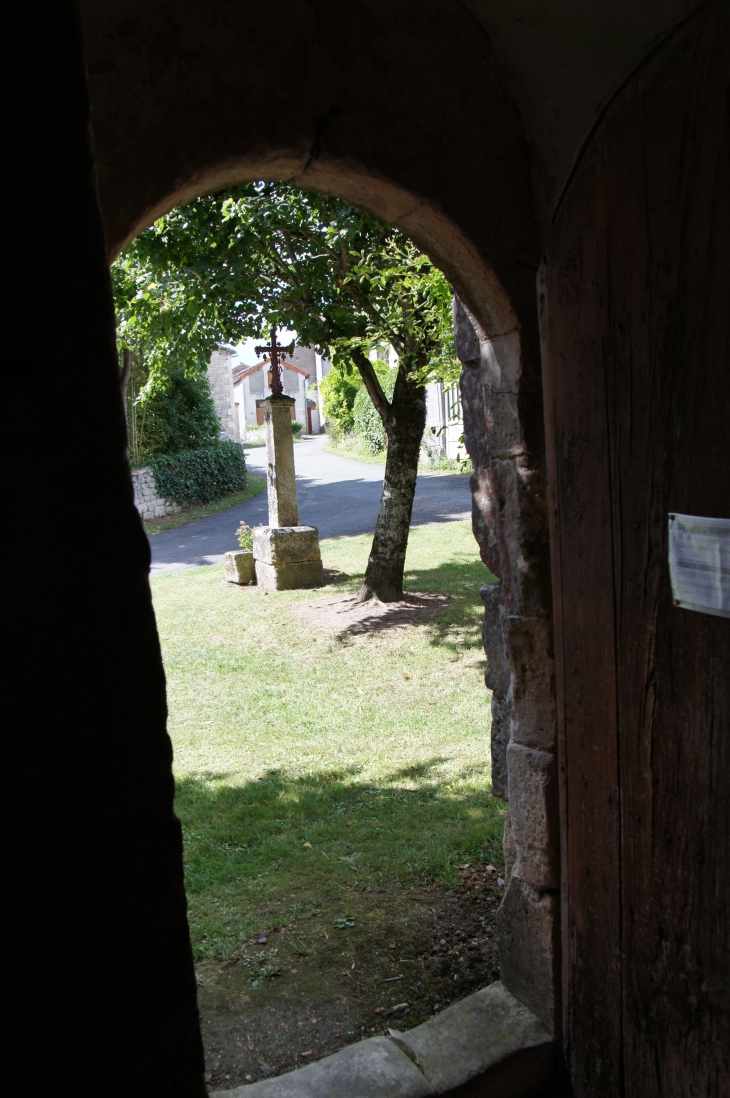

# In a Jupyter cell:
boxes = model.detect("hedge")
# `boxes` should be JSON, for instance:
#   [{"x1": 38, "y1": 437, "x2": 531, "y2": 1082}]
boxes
[
  {"x1": 352, "y1": 373, "x2": 394, "y2": 453},
  {"x1": 147, "y1": 441, "x2": 247, "y2": 507}
]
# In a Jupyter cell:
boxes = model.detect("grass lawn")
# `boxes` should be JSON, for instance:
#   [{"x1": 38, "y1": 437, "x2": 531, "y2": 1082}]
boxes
[
  {"x1": 322, "y1": 437, "x2": 387, "y2": 465},
  {"x1": 151, "y1": 520, "x2": 502, "y2": 965},
  {"x1": 323, "y1": 436, "x2": 473, "y2": 475},
  {"x1": 143, "y1": 473, "x2": 266, "y2": 536}
]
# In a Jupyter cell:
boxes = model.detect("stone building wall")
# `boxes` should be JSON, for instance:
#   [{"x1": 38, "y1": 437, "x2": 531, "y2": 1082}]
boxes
[
  {"x1": 131, "y1": 467, "x2": 180, "y2": 520},
  {"x1": 207, "y1": 346, "x2": 240, "y2": 442},
  {"x1": 456, "y1": 297, "x2": 559, "y2": 1037}
]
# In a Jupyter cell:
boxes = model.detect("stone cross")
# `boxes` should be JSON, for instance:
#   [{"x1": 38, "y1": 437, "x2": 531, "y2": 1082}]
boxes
[
  {"x1": 249, "y1": 327, "x2": 323, "y2": 592},
  {"x1": 254, "y1": 327, "x2": 293, "y2": 398},
  {"x1": 255, "y1": 328, "x2": 299, "y2": 527}
]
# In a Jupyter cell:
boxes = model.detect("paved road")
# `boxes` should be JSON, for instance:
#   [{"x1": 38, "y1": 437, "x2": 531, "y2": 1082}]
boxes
[{"x1": 149, "y1": 435, "x2": 472, "y2": 576}]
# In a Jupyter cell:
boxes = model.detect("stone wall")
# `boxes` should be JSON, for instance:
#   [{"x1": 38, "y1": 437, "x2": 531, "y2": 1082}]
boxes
[
  {"x1": 207, "y1": 347, "x2": 240, "y2": 442},
  {"x1": 456, "y1": 297, "x2": 560, "y2": 1037},
  {"x1": 131, "y1": 467, "x2": 180, "y2": 520}
]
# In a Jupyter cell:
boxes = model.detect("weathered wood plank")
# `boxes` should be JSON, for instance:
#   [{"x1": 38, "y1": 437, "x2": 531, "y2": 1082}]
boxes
[{"x1": 543, "y1": 5, "x2": 729, "y2": 1095}]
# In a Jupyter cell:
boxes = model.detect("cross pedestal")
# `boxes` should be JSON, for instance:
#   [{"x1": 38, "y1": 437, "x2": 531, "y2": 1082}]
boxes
[{"x1": 254, "y1": 394, "x2": 322, "y2": 591}]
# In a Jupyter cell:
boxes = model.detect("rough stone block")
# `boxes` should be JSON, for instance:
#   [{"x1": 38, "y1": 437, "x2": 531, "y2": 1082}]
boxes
[
  {"x1": 263, "y1": 395, "x2": 299, "y2": 527},
  {"x1": 500, "y1": 613, "x2": 556, "y2": 753},
  {"x1": 255, "y1": 558, "x2": 323, "y2": 592},
  {"x1": 503, "y1": 810, "x2": 517, "y2": 882},
  {"x1": 506, "y1": 743, "x2": 559, "y2": 890},
  {"x1": 253, "y1": 526, "x2": 321, "y2": 566},
  {"x1": 481, "y1": 581, "x2": 510, "y2": 800},
  {"x1": 393, "y1": 982, "x2": 554, "y2": 1097},
  {"x1": 225, "y1": 551, "x2": 255, "y2": 585},
  {"x1": 490, "y1": 696, "x2": 510, "y2": 800},
  {"x1": 497, "y1": 876, "x2": 560, "y2": 1036},
  {"x1": 212, "y1": 1036, "x2": 434, "y2": 1098}
]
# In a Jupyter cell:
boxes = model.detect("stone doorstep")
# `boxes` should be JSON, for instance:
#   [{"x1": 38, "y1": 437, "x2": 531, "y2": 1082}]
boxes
[
  {"x1": 253, "y1": 526, "x2": 322, "y2": 566},
  {"x1": 212, "y1": 983, "x2": 555, "y2": 1098}
]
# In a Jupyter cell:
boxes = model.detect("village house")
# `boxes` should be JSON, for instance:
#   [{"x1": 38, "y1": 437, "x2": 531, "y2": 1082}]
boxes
[
  {"x1": 232, "y1": 346, "x2": 320, "y2": 435},
  {"x1": 208, "y1": 341, "x2": 463, "y2": 456},
  {"x1": 424, "y1": 381, "x2": 465, "y2": 462}
]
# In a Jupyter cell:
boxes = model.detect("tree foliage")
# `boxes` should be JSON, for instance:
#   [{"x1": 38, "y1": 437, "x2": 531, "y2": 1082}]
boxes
[
  {"x1": 113, "y1": 182, "x2": 460, "y2": 602},
  {"x1": 148, "y1": 442, "x2": 247, "y2": 507},
  {"x1": 319, "y1": 366, "x2": 361, "y2": 437},
  {"x1": 137, "y1": 369, "x2": 221, "y2": 459},
  {"x1": 112, "y1": 183, "x2": 457, "y2": 395},
  {"x1": 352, "y1": 365, "x2": 396, "y2": 453}
]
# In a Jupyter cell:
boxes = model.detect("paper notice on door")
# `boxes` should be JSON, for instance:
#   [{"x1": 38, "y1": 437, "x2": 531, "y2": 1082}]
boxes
[{"x1": 668, "y1": 514, "x2": 730, "y2": 618}]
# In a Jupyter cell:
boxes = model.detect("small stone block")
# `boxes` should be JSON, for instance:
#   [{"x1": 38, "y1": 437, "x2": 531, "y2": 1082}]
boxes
[
  {"x1": 506, "y1": 743, "x2": 559, "y2": 890},
  {"x1": 397, "y1": 982, "x2": 554, "y2": 1096},
  {"x1": 498, "y1": 879, "x2": 560, "y2": 1035},
  {"x1": 212, "y1": 1036, "x2": 434, "y2": 1097},
  {"x1": 225, "y1": 551, "x2": 256, "y2": 585},
  {"x1": 255, "y1": 559, "x2": 323, "y2": 592},
  {"x1": 253, "y1": 526, "x2": 321, "y2": 565}
]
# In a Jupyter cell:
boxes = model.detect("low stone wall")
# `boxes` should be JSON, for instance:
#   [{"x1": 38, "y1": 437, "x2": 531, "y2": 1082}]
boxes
[{"x1": 131, "y1": 467, "x2": 180, "y2": 520}]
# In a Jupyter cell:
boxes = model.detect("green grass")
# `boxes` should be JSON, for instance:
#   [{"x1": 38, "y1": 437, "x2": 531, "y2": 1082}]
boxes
[
  {"x1": 322, "y1": 437, "x2": 387, "y2": 465},
  {"x1": 143, "y1": 474, "x2": 267, "y2": 535},
  {"x1": 150, "y1": 521, "x2": 503, "y2": 960},
  {"x1": 323, "y1": 437, "x2": 472, "y2": 475}
]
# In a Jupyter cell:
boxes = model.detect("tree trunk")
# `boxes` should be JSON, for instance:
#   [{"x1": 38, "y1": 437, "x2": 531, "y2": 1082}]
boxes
[{"x1": 357, "y1": 374, "x2": 426, "y2": 602}]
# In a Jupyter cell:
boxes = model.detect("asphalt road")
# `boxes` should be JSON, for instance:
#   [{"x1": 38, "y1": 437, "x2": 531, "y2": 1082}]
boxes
[{"x1": 149, "y1": 435, "x2": 473, "y2": 576}]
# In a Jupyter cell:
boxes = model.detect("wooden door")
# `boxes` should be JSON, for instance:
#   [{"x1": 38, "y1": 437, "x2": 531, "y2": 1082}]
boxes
[{"x1": 542, "y1": 10, "x2": 729, "y2": 1096}]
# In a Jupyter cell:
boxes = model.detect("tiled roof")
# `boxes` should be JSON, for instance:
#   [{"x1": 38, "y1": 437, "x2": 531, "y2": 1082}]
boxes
[{"x1": 232, "y1": 357, "x2": 309, "y2": 382}]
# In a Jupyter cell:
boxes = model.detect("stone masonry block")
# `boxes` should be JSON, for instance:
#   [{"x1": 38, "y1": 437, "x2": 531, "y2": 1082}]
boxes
[
  {"x1": 253, "y1": 526, "x2": 321, "y2": 566},
  {"x1": 224, "y1": 551, "x2": 255, "y2": 585},
  {"x1": 255, "y1": 558, "x2": 323, "y2": 592},
  {"x1": 503, "y1": 810, "x2": 517, "y2": 882},
  {"x1": 396, "y1": 981, "x2": 554, "y2": 1096},
  {"x1": 500, "y1": 614, "x2": 556, "y2": 753},
  {"x1": 506, "y1": 742, "x2": 560, "y2": 890},
  {"x1": 497, "y1": 876, "x2": 560, "y2": 1036},
  {"x1": 213, "y1": 1035, "x2": 434, "y2": 1098},
  {"x1": 490, "y1": 696, "x2": 510, "y2": 801},
  {"x1": 481, "y1": 582, "x2": 510, "y2": 799},
  {"x1": 263, "y1": 395, "x2": 298, "y2": 527}
]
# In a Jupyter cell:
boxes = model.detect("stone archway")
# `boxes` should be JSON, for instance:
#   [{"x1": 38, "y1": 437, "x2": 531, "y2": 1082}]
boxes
[
  {"x1": 82, "y1": 34, "x2": 555, "y2": 1014},
  {"x1": 80, "y1": 0, "x2": 560, "y2": 1050},
  {"x1": 12, "y1": 4, "x2": 725, "y2": 1096},
  {"x1": 64, "y1": 6, "x2": 560, "y2": 1093}
]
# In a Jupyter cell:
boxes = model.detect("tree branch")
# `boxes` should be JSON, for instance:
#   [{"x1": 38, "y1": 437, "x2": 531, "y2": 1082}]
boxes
[
  {"x1": 120, "y1": 349, "x2": 133, "y2": 411},
  {"x1": 351, "y1": 347, "x2": 395, "y2": 429}
]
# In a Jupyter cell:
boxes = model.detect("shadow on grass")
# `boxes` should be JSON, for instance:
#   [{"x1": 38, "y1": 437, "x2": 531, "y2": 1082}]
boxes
[
  {"x1": 176, "y1": 760, "x2": 505, "y2": 960},
  {"x1": 315, "y1": 553, "x2": 495, "y2": 654},
  {"x1": 400, "y1": 556, "x2": 496, "y2": 654}
]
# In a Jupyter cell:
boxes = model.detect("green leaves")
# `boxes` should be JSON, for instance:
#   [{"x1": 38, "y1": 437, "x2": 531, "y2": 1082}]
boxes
[
  {"x1": 112, "y1": 182, "x2": 457, "y2": 406},
  {"x1": 148, "y1": 442, "x2": 247, "y2": 507}
]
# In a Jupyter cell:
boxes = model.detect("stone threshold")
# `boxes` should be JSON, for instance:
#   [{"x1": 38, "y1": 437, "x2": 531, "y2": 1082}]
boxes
[{"x1": 212, "y1": 982, "x2": 555, "y2": 1097}]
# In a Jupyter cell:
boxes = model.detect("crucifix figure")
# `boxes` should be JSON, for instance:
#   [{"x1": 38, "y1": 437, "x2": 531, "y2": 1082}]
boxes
[{"x1": 254, "y1": 327, "x2": 293, "y2": 397}]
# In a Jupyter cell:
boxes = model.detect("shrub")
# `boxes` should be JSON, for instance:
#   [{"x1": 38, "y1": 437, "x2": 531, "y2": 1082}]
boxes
[
  {"x1": 137, "y1": 369, "x2": 220, "y2": 459},
  {"x1": 320, "y1": 364, "x2": 361, "y2": 435},
  {"x1": 325, "y1": 417, "x2": 344, "y2": 443},
  {"x1": 352, "y1": 369, "x2": 395, "y2": 454},
  {"x1": 148, "y1": 441, "x2": 247, "y2": 507},
  {"x1": 292, "y1": 420, "x2": 303, "y2": 436},
  {"x1": 235, "y1": 521, "x2": 254, "y2": 551},
  {"x1": 353, "y1": 388, "x2": 386, "y2": 453}
]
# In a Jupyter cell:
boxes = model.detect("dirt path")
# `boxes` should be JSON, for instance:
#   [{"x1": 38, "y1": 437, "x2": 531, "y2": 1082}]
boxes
[{"x1": 198, "y1": 863, "x2": 504, "y2": 1089}]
